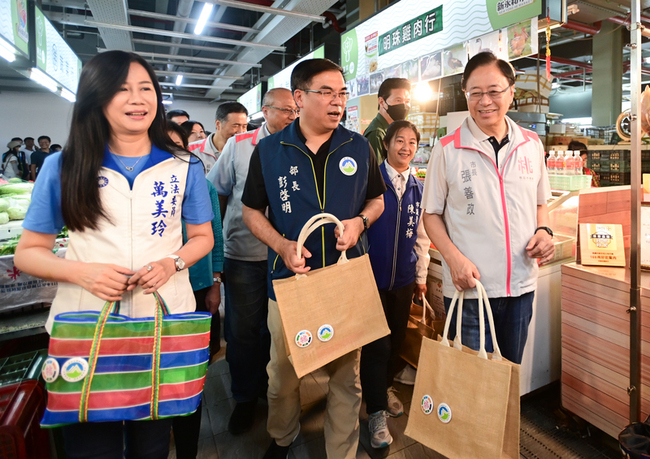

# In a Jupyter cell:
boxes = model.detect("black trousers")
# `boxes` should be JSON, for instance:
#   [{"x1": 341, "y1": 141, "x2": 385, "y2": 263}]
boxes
[{"x1": 360, "y1": 282, "x2": 414, "y2": 414}]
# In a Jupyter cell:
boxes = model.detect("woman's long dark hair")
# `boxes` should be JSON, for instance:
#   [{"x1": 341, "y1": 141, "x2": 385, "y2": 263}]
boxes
[{"x1": 61, "y1": 50, "x2": 181, "y2": 232}]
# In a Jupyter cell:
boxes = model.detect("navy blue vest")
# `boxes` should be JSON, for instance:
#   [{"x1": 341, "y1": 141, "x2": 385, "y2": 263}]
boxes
[
  {"x1": 258, "y1": 121, "x2": 370, "y2": 300},
  {"x1": 367, "y1": 163, "x2": 424, "y2": 291}
]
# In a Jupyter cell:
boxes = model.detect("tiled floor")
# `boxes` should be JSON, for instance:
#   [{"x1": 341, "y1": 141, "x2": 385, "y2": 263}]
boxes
[{"x1": 169, "y1": 350, "x2": 444, "y2": 459}]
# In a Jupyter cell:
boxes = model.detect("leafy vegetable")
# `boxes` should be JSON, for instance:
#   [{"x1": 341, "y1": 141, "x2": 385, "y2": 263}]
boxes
[
  {"x1": 0, "y1": 183, "x2": 33, "y2": 196},
  {"x1": 7, "y1": 207, "x2": 26, "y2": 220},
  {"x1": 0, "y1": 198, "x2": 8, "y2": 212},
  {"x1": 0, "y1": 236, "x2": 19, "y2": 255},
  {"x1": 0, "y1": 212, "x2": 7, "y2": 225},
  {"x1": 8, "y1": 178, "x2": 24, "y2": 184}
]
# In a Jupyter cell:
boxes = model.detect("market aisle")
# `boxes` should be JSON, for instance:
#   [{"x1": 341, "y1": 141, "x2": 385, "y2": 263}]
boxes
[
  {"x1": 168, "y1": 351, "x2": 444, "y2": 458},
  {"x1": 168, "y1": 352, "x2": 622, "y2": 459}
]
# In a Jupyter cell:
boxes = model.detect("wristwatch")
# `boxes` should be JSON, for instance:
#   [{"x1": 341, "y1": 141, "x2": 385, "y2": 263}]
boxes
[
  {"x1": 358, "y1": 214, "x2": 369, "y2": 231},
  {"x1": 535, "y1": 226, "x2": 554, "y2": 238},
  {"x1": 166, "y1": 255, "x2": 186, "y2": 271},
  {"x1": 213, "y1": 276, "x2": 222, "y2": 284}
]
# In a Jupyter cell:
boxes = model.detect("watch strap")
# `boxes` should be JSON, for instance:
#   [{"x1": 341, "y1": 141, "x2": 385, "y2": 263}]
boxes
[
  {"x1": 358, "y1": 214, "x2": 368, "y2": 230},
  {"x1": 535, "y1": 226, "x2": 553, "y2": 238}
]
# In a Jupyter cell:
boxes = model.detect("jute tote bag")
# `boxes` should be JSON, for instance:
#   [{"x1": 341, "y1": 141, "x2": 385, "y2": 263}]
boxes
[
  {"x1": 273, "y1": 213, "x2": 390, "y2": 378},
  {"x1": 400, "y1": 297, "x2": 445, "y2": 368},
  {"x1": 404, "y1": 280, "x2": 520, "y2": 458}
]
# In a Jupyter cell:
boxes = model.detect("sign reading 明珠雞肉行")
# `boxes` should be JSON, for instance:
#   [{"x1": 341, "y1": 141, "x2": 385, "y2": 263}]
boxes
[{"x1": 378, "y1": 6, "x2": 443, "y2": 57}]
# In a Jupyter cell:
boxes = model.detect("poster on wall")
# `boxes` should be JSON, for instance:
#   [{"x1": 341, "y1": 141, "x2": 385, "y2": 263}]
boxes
[
  {"x1": 442, "y1": 44, "x2": 467, "y2": 77},
  {"x1": 420, "y1": 51, "x2": 442, "y2": 80},
  {"x1": 467, "y1": 30, "x2": 505, "y2": 60},
  {"x1": 401, "y1": 59, "x2": 419, "y2": 82},
  {"x1": 346, "y1": 105, "x2": 360, "y2": 133},
  {"x1": 357, "y1": 75, "x2": 369, "y2": 96},
  {"x1": 341, "y1": 0, "x2": 541, "y2": 82},
  {"x1": 507, "y1": 22, "x2": 533, "y2": 59},
  {"x1": 0, "y1": 0, "x2": 29, "y2": 57},
  {"x1": 35, "y1": 7, "x2": 82, "y2": 93}
]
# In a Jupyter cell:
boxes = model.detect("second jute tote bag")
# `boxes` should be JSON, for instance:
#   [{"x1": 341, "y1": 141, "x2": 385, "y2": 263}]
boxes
[
  {"x1": 404, "y1": 280, "x2": 520, "y2": 458},
  {"x1": 273, "y1": 213, "x2": 390, "y2": 378}
]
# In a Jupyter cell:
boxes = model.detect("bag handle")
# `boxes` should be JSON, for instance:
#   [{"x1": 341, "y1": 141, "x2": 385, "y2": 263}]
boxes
[
  {"x1": 420, "y1": 296, "x2": 435, "y2": 323},
  {"x1": 439, "y1": 280, "x2": 503, "y2": 361},
  {"x1": 296, "y1": 213, "x2": 348, "y2": 264},
  {"x1": 78, "y1": 293, "x2": 168, "y2": 422}
]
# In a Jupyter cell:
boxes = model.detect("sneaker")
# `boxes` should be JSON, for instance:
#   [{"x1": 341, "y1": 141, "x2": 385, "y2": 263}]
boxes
[
  {"x1": 393, "y1": 365, "x2": 417, "y2": 385},
  {"x1": 228, "y1": 399, "x2": 257, "y2": 435},
  {"x1": 386, "y1": 387, "x2": 404, "y2": 417},
  {"x1": 263, "y1": 440, "x2": 291, "y2": 459},
  {"x1": 368, "y1": 410, "x2": 393, "y2": 449}
]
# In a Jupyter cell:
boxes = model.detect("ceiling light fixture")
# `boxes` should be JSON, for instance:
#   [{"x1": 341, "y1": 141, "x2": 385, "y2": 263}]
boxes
[
  {"x1": 194, "y1": 3, "x2": 214, "y2": 35},
  {"x1": 175, "y1": 74, "x2": 183, "y2": 86},
  {"x1": 414, "y1": 81, "x2": 434, "y2": 102},
  {"x1": 30, "y1": 68, "x2": 58, "y2": 93}
]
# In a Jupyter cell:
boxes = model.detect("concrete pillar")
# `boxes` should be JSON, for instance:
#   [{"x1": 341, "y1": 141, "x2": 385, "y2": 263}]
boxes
[{"x1": 591, "y1": 21, "x2": 623, "y2": 126}]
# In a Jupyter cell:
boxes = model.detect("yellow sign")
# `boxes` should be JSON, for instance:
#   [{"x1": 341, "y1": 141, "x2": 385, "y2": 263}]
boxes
[{"x1": 579, "y1": 223, "x2": 625, "y2": 267}]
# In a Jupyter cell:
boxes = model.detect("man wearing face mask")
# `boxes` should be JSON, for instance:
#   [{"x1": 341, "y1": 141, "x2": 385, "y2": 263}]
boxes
[{"x1": 364, "y1": 78, "x2": 412, "y2": 162}]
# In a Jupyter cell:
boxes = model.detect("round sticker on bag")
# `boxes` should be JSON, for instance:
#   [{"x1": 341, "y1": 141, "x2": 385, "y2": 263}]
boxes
[
  {"x1": 61, "y1": 357, "x2": 89, "y2": 383},
  {"x1": 317, "y1": 324, "x2": 334, "y2": 342},
  {"x1": 41, "y1": 357, "x2": 60, "y2": 383},
  {"x1": 295, "y1": 330, "x2": 312, "y2": 348},
  {"x1": 421, "y1": 395, "x2": 434, "y2": 415},
  {"x1": 437, "y1": 403, "x2": 452, "y2": 423}
]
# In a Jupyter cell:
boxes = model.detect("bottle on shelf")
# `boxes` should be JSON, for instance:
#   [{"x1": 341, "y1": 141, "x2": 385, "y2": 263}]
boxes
[
  {"x1": 547, "y1": 150, "x2": 556, "y2": 175},
  {"x1": 557, "y1": 151, "x2": 566, "y2": 175},
  {"x1": 565, "y1": 151, "x2": 576, "y2": 176}
]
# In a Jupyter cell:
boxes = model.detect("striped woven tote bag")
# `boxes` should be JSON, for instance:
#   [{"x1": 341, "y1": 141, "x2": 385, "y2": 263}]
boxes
[{"x1": 40, "y1": 292, "x2": 211, "y2": 427}]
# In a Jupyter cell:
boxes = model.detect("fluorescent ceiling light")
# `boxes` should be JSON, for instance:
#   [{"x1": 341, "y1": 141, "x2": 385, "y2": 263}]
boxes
[
  {"x1": 194, "y1": 3, "x2": 214, "y2": 35},
  {"x1": 0, "y1": 38, "x2": 15, "y2": 63},
  {"x1": 175, "y1": 74, "x2": 183, "y2": 86},
  {"x1": 30, "y1": 68, "x2": 58, "y2": 93},
  {"x1": 551, "y1": 82, "x2": 560, "y2": 89},
  {"x1": 61, "y1": 88, "x2": 76, "y2": 102}
]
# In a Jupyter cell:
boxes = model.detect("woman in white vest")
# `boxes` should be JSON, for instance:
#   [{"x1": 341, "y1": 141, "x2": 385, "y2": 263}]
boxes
[{"x1": 14, "y1": 51, "x2": 214, "y2": 458}]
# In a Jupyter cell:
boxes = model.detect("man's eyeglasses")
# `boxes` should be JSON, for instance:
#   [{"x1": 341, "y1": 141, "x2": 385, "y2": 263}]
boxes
[
  {"x1": 466, "y1": 86, "x2": 512, "y2": 101},
  {"x1": 301, "y1": 89, "x2": 350, "y2": 101},
  {"x1": 265, "y1": 105, "x2": 300, "y2": 116}
]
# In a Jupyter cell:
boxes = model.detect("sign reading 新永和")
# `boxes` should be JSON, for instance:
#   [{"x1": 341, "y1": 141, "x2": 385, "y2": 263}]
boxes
[
  {"x1": 378, "y1": 6, "x2": 443, "y2": 57},
  {"x1": 497, "y1": 0, "x2": 535, "y2": 15}
]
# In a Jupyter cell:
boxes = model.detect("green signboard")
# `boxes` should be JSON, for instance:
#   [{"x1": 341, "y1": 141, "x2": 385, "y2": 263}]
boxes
[
  {"x1": 0, "y1": 0, "x2": 29, "y2": 56},
  {"x1": 487, "y1": 0, "x2": 541, "y2": 30},
  {"x1": 378, "y1": 6, "x2": 443, "y2": 56}
]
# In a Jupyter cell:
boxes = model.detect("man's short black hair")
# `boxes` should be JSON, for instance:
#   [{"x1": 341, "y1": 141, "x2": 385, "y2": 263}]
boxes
[
  {"x1": 216, "y1": 102, "x2": 248, "y2": 123},
  {"x1": 461, "y1": 51, "x2": 515, "y2": 92},
  {"x1": 166, "y1": 109, "x2": 190, "y2": 120},
  {"x1": 378, "y1": 78, "x2": 411, "y2": 102},
  {"x1": 291, "y1": 58, "x2": 344, "y2": 92},
  {"x1": 38, "y1": 135, "x2": 51, "y2": 143},
  {"x1": 24, "y1": 137, "x2": 34, "y2": 142}
]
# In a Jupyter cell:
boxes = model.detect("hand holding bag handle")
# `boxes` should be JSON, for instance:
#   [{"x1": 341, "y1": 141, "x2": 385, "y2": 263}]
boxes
[
  {"x1": 295, "y1": 213, "x2": 348, "y2": 267},
  {"x1": 419, "y1": 295, "x2": 435, "y2": 324},
  {"x1": 439, "y1": 280, "x2": 503, "y2": 361}
]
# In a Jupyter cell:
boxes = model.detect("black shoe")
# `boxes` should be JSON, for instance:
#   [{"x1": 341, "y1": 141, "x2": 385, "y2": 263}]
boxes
[
  {"x1": 228, "y1": 399, "x2": 257, "y2": 435},
  {"x1": 262, "y1": 440, "x2": 291, "y2": 459}
]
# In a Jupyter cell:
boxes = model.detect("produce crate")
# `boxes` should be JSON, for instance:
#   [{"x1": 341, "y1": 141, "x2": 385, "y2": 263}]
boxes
[
  {"x1": 598, "y1": 162, "x2": 610, "y2": 172},
  {"x1": 609, "y1": 172, "x2": 631, "y2": 185},
  {"x1": 0, "y1": 380, "x2": 49, "y2": 459},
  {"x1": 643, "y1": 161, "x2": 650, "y2": 172},
  {"x1": 0, "y1": 351, "x2": 48, "y2": 387},
  {"x1": 608, "y1": 150, "x2": 630, "y2": 161},
  {"x1": 590, "y1": 151, "x2": 601, "y2": 160},
  {"x1": 548, "y1": 175, "x2": 592, "y2": 191},
  {"x1": 589, "y1": 161, "x2": 601, "y2": 171},
  {"x1": 609, "y1": 160, "x2": 631, "y2": 173}
]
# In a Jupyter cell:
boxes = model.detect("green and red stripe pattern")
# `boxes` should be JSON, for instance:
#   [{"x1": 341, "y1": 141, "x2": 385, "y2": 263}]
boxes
[{"x1": 41, "y1": 293, "x2": 211, "y2": 427}]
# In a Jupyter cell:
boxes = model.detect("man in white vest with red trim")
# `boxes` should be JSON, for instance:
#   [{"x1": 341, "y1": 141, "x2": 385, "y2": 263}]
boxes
[
  {"x1": 422, "y1": 52, "x2": 555, "y2": 366},
  {"x1": 189, "y1": 101, "x2": 248, "y2": 175},
  {"x1": 207, "y1": 88, "x2": 298, "y2": 436}
]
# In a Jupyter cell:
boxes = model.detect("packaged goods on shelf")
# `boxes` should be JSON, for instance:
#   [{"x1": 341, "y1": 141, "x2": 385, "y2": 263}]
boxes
[{"x1": 515, "y1": 71, "x2": 552, "y2": 98}]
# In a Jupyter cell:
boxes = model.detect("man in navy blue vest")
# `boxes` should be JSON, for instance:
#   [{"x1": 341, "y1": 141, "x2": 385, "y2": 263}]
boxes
[{"x1": 242, "y1": 58, "x2": 386, "y2": 459}]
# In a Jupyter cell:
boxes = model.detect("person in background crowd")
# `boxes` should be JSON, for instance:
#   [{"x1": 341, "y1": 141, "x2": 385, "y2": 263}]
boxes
[
  {"x1": 50, "y1": 144, "x2": 63, "y2": 152},
  {"x1": 242, "y1": 58, "x2": 386, "y2": 459},
  {"x1": 189, "y1": 102, "x2": 248, "y2": 175},
  {"x1": 14, "y1": 50, "x2": 214, "y2": 459},
  {"x1": 422, "y1": 51, "x2": 555, "y2": 366},
  {"x1": 361, "y1": 120, "x2": 430, "y2": 449},
  {"x1": 208, "y1": 87, "x2": 298, "y2": 436},
  {"x1": 22, "y1": 136, "x2": 36, "y2": 164},
  {"x1": 30, "y1": 136, "x2": 52, "y2": 181},
  {"x1": 181, "y1": 120, "x2": 207, "y2": 144},
  {"x1": 2, "y1": 140, "x2": 28, "y2": 179},
  {"x1": 568, "y1": 140, "x2": 599, "y2": 187},
  {"x1": 166, "y1": 108, "x2": 190, "y2": 125},
  {"x1": 364, "y1": 78, "x2": 412, "y2": 162},
  {"x1": 168, "y1": 121, "x2": 224, "y2": 459}
]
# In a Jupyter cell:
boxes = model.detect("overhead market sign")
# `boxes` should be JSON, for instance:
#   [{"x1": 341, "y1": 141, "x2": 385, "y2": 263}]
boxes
[
  {"x1": 0, "y1": 0, "x2": 29, "y2": 57},
  {"x1": 341, "y1": 0, "x2": 541, "y2": 81},
  {"x1": 378, "y1": 6, "x2": 443, "y2": 56}
]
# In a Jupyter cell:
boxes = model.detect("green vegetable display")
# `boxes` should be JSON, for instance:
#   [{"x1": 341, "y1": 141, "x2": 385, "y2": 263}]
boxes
[
  {"x1": 0, "y1": 198, "x2": 8, "y2": 212},
  {"x1": 0, "y1": 212, "x2": 8, "y2": 225},
  {"x1": 0, "y1": 183, "x2": 33, "y2": 196},
  {"x1": 7, "y1": 207, "x2": 27, "y2": 220}
]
